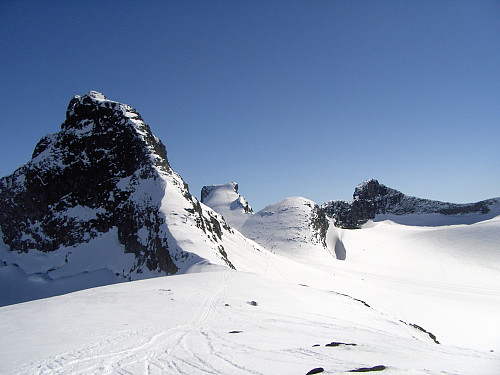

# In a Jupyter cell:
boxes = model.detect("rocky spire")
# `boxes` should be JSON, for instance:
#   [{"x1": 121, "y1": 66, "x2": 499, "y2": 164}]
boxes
[{"x1": 0, "y1": 91, "x2": 178, "y2": 275}]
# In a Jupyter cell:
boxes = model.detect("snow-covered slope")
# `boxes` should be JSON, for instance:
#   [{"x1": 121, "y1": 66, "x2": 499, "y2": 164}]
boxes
[
  {"x1": 1, "y1": 267, "x2": 498, "y2": 375},
  {"x1": 201, "y1": 186, "x2": 335, "y2": 261},
  {"x1": 1, "y1": 93, "x2": 499, "y2": 374},
  {"x1": 202, "y1": 182, "x2": 500, "y2": 353},
  {"x1": 240, "y1": 197, "x2": 329, "y2": 257},
  {"x1": 0, "y1": 92, "x2": 266, "y2": 306},
  {"x1": 326, "y1": 216, "x2": 500, "y2": 353}
]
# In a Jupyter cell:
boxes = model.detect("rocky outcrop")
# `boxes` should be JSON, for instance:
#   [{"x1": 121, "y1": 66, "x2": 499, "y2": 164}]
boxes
[
  {"x1": 309, "y1": 203, "x2": 329, "y2": 248},
  {"x1": 0, "y1": 91, "x2": 177, "y2": 274},
  {"x1": 323, "y1": 179, "x2": 499, "y2": 229}
]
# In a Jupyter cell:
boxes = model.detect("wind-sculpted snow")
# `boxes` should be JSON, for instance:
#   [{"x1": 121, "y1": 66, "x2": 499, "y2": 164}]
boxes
[{"x1": 200, "y1": 182, "x2": 253, "y2": 230}]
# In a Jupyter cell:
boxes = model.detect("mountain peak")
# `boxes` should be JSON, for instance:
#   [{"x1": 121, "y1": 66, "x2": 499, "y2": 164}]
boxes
[
  {"x1": 353, "y1": 179, "x2": 393, "y2": 201},
  {"x1": 1, "y1": 92, "x2": 265, "y2": 294},
  {"x1": 82, "y1": 90, "x2": 107, "y2": 100},
  {"x1": 0, "y1": 92, "x2": 178, "y2": 273},
  {"x1": 64, "y1": 91, "x2": 139, "y2": 130},
  {"x1": 201, "y1": 182, "x2": 239, "y2": 202}
]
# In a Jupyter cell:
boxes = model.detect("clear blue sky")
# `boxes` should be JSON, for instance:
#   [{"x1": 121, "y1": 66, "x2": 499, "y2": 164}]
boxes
[{"x1": 1, "y1": 1, "x2": 499, "y2": 210}]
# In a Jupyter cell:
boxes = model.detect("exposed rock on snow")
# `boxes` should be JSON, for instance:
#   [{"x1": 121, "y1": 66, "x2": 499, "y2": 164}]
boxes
[
  {"x1": 323, "y1": 179, "x2": 500, "y2": 228},
  {"x1": 0, "y1": 91, "x2": 179, "y2": 274}
]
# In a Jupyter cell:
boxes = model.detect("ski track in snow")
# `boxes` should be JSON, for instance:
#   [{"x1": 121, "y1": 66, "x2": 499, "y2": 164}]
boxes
[
  {"x1": 5, "y1": 268, "x2": 500, "y2": 375},
  {"x1": 26, "y1": 271, "x2": 262, "y2": 375}
]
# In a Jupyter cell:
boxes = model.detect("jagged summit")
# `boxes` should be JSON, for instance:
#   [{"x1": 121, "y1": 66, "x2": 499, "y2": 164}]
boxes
[
  {"x1": 83, "y1": 90, "x2": 107, "y2": 100},
  {"x1": 324, "y1": 179, "x2": 500, "y2": 228},
  {"x1": 353, "y1": 178, "x2": 380, "y2": 199},
  {"x1": 1, "y1": 91, "x2": 179, "y2": 272},
  {"x1": 0, "y1": 92, "x2": 264, "y2": 304}
]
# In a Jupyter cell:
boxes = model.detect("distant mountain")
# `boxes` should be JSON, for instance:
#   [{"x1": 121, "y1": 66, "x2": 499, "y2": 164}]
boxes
[
  {"x1": 201, "y1": 182, "x2": 253, "y2": 230},
  {"x1": 323, "y1": 179, "x2": 500, "y2": 228},
  {"x1": 240, "y1": 197, "x2": 329, "y2": 256},
  {"x1": 0, "y1": 91, "x2": 262, "y2": 305},
  {"x1": 201, "y1": 183, "x2": 329, "y2": 258}
]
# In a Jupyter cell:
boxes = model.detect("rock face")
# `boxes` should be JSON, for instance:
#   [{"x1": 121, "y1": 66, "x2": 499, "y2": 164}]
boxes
[
  {"x1": 323, "y1": 179, "x2": 500, "y2": 229},
  {"x1": 0, "y1": 91, "x2": 237, "y2": 279}
]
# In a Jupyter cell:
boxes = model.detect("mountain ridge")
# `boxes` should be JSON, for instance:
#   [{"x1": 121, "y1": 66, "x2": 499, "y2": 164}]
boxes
[
  {"x1": 1, "y1": 91, "x2": 499, "y2": 307},
  {"x1": 323, "y1": 178, "x2": 500, "y2": 228}
]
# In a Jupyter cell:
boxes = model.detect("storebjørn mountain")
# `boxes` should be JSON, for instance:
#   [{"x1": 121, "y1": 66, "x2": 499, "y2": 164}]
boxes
[{"x1": 0, "y1": 91, "x2": 263, "y2": 305}]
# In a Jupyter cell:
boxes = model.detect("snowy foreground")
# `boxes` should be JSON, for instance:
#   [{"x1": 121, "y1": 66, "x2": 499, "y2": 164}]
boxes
[
  {"x1": 1, "y1": 267, "x2": 498, "y2": 375},
  {"x1": 1, "y1": 216, "x2": 500, "y2": 374}
]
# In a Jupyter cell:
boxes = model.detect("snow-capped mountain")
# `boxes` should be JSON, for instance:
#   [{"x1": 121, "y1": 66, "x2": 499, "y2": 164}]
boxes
[
  {"x1": 239, "y1": 197, "x2": 329, "y2": 256},
  {"x1": 201, "y1": 184, "x2": 330, "y2": 260},
  {"x1": 0, "y1": 91, "x2": 266, "y2": 305},
  {"x1": 0, "y1": 93, "x2": 499, "y2": 374},
  {"x1": 324, "y1": 178, "x2": 500, "y2": 228}
]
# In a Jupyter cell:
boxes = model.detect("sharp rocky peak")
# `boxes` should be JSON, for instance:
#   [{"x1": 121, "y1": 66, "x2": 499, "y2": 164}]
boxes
[{"x1": 0, "y1": 92, "x2": 181, "y2": 275}]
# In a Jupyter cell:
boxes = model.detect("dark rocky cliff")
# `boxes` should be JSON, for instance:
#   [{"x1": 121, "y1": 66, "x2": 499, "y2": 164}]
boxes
[
  {"x1": 323, "y1": 179, "x2": 498, "y2": 229},
  {"x1": 0, "y1": 91, "x2": 207, "y2": 276}
]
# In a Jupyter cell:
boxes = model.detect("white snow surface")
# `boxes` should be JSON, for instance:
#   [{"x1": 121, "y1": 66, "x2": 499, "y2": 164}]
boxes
[
  {"x1": 202, "y1": 186, "x2": 331, "y2": 262},
  {"x1": 241, "y1": 197, "x2": 330, "y2": 259},
  {"x1": 2, "y1": 194, "x2": 500, "y2": 373},
  {"x1": 1, "y1": 267, "x2": 498, "y2": 375}
]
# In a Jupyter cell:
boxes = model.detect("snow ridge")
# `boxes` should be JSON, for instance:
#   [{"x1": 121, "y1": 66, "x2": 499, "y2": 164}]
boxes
[{"x1": 201, "y1": 185, "x2": 330, "y2": 258}]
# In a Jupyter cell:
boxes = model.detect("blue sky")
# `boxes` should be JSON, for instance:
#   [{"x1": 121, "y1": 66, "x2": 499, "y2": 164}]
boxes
[{"x1": 1, "y1": 1, "x2": 499, "y2": 210}]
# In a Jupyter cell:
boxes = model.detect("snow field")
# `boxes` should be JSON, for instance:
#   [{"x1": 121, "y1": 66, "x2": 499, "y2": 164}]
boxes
[{"x1": 2, "y1": 268, "x2": 498, "y2": 375}]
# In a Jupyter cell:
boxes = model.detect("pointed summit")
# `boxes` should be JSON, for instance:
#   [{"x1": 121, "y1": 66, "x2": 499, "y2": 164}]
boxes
[
  {"x1": 0, "y1": 92, "x2": 262, "y2": 305},
  {"x1": 1, "y1": 91, "x2": 177, "y2": 274}
]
